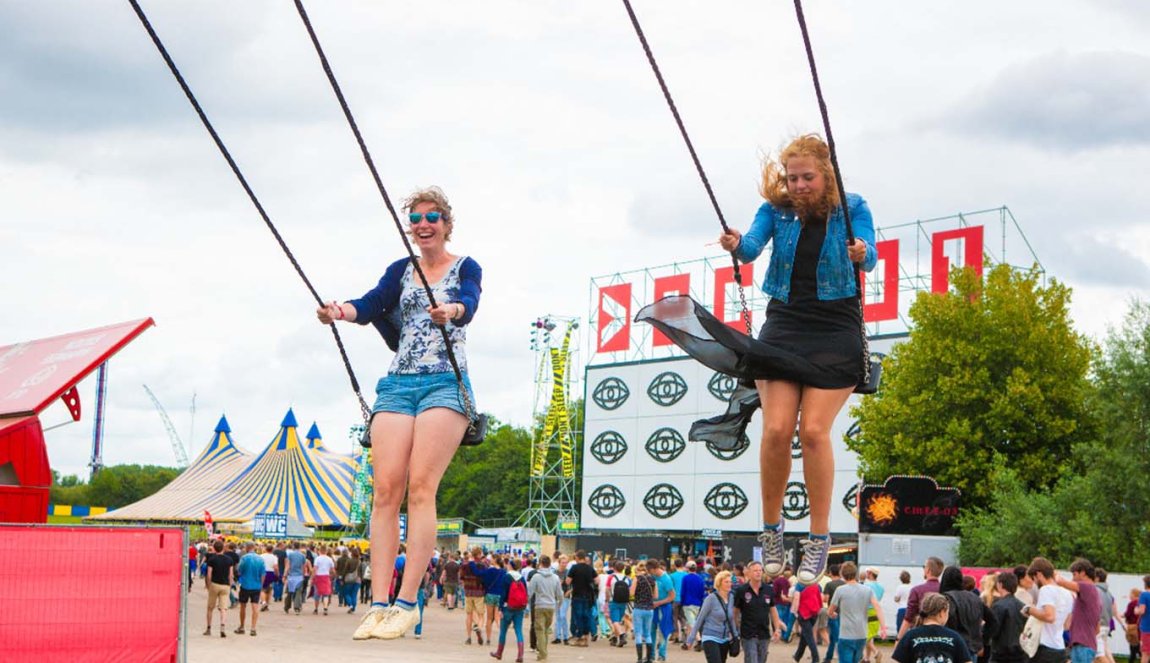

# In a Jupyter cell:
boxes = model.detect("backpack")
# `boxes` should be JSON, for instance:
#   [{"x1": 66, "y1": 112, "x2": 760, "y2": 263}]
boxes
[
  {"x1": 611, "y1": 575, "x2": 631, "y2": 603},
  {"x1": 507, "y1": 578, "x2": 528, "y2": 610}
]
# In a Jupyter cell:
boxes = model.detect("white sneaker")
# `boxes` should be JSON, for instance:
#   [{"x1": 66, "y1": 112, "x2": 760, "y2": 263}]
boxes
[
  {"x1": 372, "y1": 605, "x2": 420, "y2": 640},
  {"x1": 352, "y1": 605, "x2": 390, "y2": 640},
  {"x1": 796, "y1": 536, "x2": 831, "y2": 585},
  {"x1": 758, "y1": 527, "x2": 785, "y2": 577}
]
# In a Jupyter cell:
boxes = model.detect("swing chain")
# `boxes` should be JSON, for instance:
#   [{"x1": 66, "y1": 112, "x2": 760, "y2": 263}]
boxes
[{"x1": 732, "y1": 258, "x2": 754, "y2": 337}]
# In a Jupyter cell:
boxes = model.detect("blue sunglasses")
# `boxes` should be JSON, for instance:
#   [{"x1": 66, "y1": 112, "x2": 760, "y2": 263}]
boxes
[{"x1": 408, "y1": 212, "x2": 443, "y2": 225}]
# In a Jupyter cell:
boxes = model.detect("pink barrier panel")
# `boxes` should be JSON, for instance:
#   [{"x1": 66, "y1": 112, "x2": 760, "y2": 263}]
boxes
[{"x1": 0, "y1": 525, "x2": 184, "y2": 663}]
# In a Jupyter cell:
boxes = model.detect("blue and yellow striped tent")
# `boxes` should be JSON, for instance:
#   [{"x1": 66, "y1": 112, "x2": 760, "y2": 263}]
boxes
[
  {"x1": 89, "y1": 415, "x2": 253, "y2": 523},
  {"x1": 199, "y1": 409, "x2": 358, "y2": 527}
]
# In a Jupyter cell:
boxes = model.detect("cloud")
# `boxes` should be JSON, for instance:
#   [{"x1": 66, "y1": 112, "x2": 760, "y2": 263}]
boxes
[
  {"x1": 1054, "y1": 234, "x2": 1150, "y2": 288},
  {"x1": 941, "y1": 51, "x2": 1150, "y2": 151}
]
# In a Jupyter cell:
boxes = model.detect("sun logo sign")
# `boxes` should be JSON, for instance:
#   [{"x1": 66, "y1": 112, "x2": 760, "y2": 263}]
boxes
[{"x1": 865, "y1": 492, "x2": 898, "y2": 526}]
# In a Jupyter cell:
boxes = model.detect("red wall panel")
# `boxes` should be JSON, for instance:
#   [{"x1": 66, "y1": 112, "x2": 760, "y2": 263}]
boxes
[{"x1": 0, "y1": 526, "x2": 184, "y2": 662}]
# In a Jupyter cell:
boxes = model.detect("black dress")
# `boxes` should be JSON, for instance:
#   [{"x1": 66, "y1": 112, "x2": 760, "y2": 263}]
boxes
[{"x1": 634, "y1": 218, "x2": 864, "y2": 449}]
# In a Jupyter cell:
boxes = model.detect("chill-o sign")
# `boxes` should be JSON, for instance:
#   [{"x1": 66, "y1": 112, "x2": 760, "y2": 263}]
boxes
[
  {"x1": 594, "y1": 225, "x2": 985, "y2": 354},
  {"x1": 253, "y1": 512, "x2": 288, "y2": 537}
]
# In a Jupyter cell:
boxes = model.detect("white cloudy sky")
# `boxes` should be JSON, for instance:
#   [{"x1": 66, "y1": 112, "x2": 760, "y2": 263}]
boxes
[{"x1": 3, "y1": 1, "x2": 1149, "y2": 478}]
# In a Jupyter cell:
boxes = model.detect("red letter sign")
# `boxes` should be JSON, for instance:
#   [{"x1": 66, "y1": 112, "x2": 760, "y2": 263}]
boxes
[
  {"x1": 651, "y1": 274, "x2": 691, "y2": 346},
  {"x1": 713, "y1": 264, "x2": 754, "y2": 331},
  {"x1": 597, "y1": 283, "x2": 632, "y2": 353},
  {"x1": 931, "y1": 226, "x2": 984, "y2": 293},
  {"x1": 860, "y1": 239, "x2": 900, "y2": 323}
]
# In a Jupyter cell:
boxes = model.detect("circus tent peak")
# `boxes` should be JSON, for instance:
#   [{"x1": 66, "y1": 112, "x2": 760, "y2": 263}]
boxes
[{"x1": 305, "y1": 422, "x2": 325, "y2": 450}]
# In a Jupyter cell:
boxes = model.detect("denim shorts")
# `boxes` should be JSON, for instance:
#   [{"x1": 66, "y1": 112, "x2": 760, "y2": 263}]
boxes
[{"x1": 372, "y1": 372, "x2": 475, "y2": 417}]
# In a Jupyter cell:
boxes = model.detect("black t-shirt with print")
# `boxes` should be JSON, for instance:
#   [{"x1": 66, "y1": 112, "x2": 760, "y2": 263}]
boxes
[
  {"x1": 734, "y1": 581, "x2": 776, "y2": 639},
  {"x1": 892, "y1": 624, "x2": 973, "y2": 663},
  {"x1": 205, "y1": 553, "x2": 235, "y2": 586}
]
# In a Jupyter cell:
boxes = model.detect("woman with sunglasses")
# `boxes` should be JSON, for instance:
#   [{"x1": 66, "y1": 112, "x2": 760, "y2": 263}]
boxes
[{"x1": 317, "y1": 185, "x2": 482, "y2": 641}]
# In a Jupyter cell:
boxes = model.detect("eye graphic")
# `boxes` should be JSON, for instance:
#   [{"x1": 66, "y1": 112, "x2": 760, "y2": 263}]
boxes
[
  {"x1": 791, "y1": 419, "x2": 803, "y2": 459},
  {"x1": 647, "y1": 371, "x2": 688, "y2": 407},
  {"x1": 588, "y1": 484, "x2": 626, "y2": 518},
  {"x1": 645, "y1": 427, "x2": 686, "y2": 463},
  {"x1": 592, "y1": 377, "x2": 630, "y2": 411},
  {"x1": 589, "y1": 430, "x2": 628, "y2": 465},
  {"x1": 707, "y1": 372, "x2": 737, "y2": 402},
  {"x1": 642, "y1": 483, "x2": 684, "y2": 519},
  {"x1": 842, "y1": 483, "x2": 859, "y2": 514},
  {"x1": 706, "y1": 432, "x2": 750, "y2": 461},
  {"x1": 703, "y1": 482, "x2": 749, "y2": 520},
  {"x1": 782, "y1": 481, "x2": 811, "y2": 520}
]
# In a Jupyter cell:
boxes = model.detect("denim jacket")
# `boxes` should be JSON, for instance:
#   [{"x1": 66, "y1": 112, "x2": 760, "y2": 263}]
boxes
[{"x1": 735, "y1": 193, "x2": 877, "y2": 302}]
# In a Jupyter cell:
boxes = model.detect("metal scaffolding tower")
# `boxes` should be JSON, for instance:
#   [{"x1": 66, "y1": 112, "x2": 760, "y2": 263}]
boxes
[{"x1": 515, "y1": 315, "x2": 581, "y2": 535}]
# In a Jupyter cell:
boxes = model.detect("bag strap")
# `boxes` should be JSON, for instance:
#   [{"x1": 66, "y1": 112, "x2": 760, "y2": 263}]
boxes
[{"x1": 720, "y1": 593, "x2": 737, "y2": 640}]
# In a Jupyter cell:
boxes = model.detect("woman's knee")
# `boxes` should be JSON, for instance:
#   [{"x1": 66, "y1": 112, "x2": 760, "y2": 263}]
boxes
[
  {"x1": 372, "y1": 480, "x2": 404, "y2": 511},
  {"x1": 797, "y1": 420, "x2": 832, "y2": 451}
]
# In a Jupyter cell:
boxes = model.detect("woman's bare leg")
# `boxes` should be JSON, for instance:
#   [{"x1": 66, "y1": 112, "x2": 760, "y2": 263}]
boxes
[
  {"x1": 758, "y1": 379, "x2": 802, "y2": 524},
  {"x1": 796, "y1": 386, "x2": 852, "y2": 534}
]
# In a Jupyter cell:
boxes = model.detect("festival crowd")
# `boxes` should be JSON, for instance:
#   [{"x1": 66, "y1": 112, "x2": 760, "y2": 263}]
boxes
[{"x1": 188, "y1": 540, "x2": 1150, "y2": 663}]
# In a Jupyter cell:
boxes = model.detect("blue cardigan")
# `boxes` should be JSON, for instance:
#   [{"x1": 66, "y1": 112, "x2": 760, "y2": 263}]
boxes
[{"x1": 347, "y1": 256, "x2": 482, "y2": 351}]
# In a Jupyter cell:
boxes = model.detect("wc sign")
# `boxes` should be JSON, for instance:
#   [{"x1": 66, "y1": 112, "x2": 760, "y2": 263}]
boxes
[
  {"x1": 253, "y1": 512, "x2": 288, "y2": 537},
  {"x1": 591, "y1": 222, "x2": 988, "y2": 356}
]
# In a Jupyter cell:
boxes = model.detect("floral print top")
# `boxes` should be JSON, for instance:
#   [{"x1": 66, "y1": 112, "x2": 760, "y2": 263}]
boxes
[{"x1": 389, "y1": 257, "x2": 468, "y2": 375}]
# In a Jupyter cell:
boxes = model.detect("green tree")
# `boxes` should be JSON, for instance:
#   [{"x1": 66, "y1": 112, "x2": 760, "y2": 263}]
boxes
[
  {"x1": 958, "y1": 300, "x2": 1150, "y2": 571},
  {"x1": 436, "y1": 418, "x2": 533, "y2": 524},
  {"x1": 85, "y1": 464, "x2": 182, "y2": 508},
  {"x1": 850, "y1": 264, "x2": 1096, "y2": 511}
]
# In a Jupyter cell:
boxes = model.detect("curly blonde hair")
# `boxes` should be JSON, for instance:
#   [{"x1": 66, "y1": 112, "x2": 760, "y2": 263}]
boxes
[
  {"x1": 403, "y1": 185, "x2": 455, "y2": 241},
  {"x1": 759, "y1": 134, "x2": 841, "y2": 219}
]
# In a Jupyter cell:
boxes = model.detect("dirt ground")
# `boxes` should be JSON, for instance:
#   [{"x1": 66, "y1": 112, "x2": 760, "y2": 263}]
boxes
[{"x1": 185, "y1": 585, "x2": 831, "y2": 663}]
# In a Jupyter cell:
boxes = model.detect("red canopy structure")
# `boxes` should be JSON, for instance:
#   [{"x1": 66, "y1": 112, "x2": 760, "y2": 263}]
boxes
[{"x1": 0, "y1": 318, "x2": 154, "y2": 523}]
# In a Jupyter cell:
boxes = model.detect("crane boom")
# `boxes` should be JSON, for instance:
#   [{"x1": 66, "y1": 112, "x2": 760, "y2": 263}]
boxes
[{"x1": 142, "y1": 384, "x2": 190, "y2": 467}]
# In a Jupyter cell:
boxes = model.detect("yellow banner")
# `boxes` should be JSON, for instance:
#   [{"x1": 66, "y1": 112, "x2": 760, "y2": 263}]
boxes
[{"x1": 532, "y1": 324, "x2": 575, "y2": 477}]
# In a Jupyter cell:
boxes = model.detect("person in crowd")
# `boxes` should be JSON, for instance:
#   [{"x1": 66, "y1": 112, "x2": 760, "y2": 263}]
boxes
[
  {"x1": 650, "y1": 559, "x2": 677, "y2": 660},
  {"x1": 1128, "y1": 582, "x2": 1148, "y2": 663},
  {"x1": 462, "y1": 546, "x2": 488, "y2": 645},
  {"x1": 555, "y1": 554, "x2": 572, "y2": 645},
  {"x1": 681, "y1": 560, "x2": 707, "y2": 651},
  {"x1": 529, "y1": 555, "x2": 564, "y2": 662},
  {"x1": 311, "y1": 544, "x2": 335, "y2": 615},
  {"x1": 686, "y1": 569, "x2": 740, "y2": 663},
  {"x1": 477, "y1": 554, "x2": 509, "y2": 646},
  {"x1": 712, "y1": 135, "x2": 877, "y2": 584},
  {"x1": 1052, "y1": 559, "x2": 1102, "y2": 663},
  {"x1": 898, "y1": 557, "x2": 944, "y2": 641},
  {"x1": 1012, "y1": 566, "x2": 1037, "y2": 607},
  {"x1": 794, "y1": 581, "x2": 825, "y2": 663},
  {"x1": 413, "y1": 557, "x2": 434, "y2": 640},
  {"x1": 234, "y1": 542, "x2": 264, "y2": 636},
  {"x1": 891, "y1": 593, "x2": 972, "y2": 663},
  {"x1": 188, "y1": 541, "x2": 199, "y2": 592},
  {"x1": 1023, "y1": 557, "x2": 1074, "y2": 663},
  {"x1": 939, "y1": 566, "x2": 996, "y2": 663},
  {"x1": 566, "y1": 550, "x2": 598, "y2": 647},
  {"x1": 490, "y1": 558, "x2": 529, "y2": 662},
  {"x1": 360, "y1": 551, "x2": 372, "y2": 606},
  {"x1": 594, "y1": 558, "x2": 610, "y2": 641},
  {"x1": 319, "y1": 185, "x2": 483, "y2": 641},
  {"x1": 442, "y1": 551, "x2": 461, "y2": 610},
  {"x1": 774, "y1": 566, "x2": 796, "y2": 642},
  {"x1": 258, "y1": 543, "x2": 277, "y2": 611},
  {"x1": 203, "y1": 539, "x2": 234, "y2": 637},
  {"x1": 342, "y1": 548, "x2": 363, "y2": 613},
  {"x1": 633, "y1": 561, "x2": 659, "y2": 663},
  {"x1": 606, "y1": 560, "x2": 632, "y2": 647},
  {"x1": 893, "y1": 570, "x2": 912, "y2": 635},
  {"x1": 272, "y1": 541, "x2": 287, "y2": 602},
  {"x1": 670, "y1": 558, "x2": 688, "y2": 643},
  {"x1": 223, "y1": 542, "x2": 241, "y2": 608},
  {"x1": 988, "y1": 571, "x2": 1026, "y2": 663},
  {"x1": 863, "y1": 567, "x2": 886, "y2": 663},
  {"x1": 823, "y1": 564, "x2": 845, "y2": 661},
  {"x1": 282, "y1": 540, "x2": 310, "y2": 614},
  {"x1": 829, "y1": 562, "x2": 887, "y2": 663},
  {"x1": 734, "y1": 560, "x2": 784, "y2": 663},
  {"x1": 1094, "y1": 568, "x2": 1118, "y2": 663}
]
